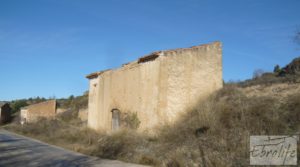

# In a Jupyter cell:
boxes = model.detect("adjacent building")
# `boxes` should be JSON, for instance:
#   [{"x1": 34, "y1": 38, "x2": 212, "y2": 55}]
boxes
[
  {"x1": 86, "y1": 41, "x2": 223, "y2": 132},
  {"x1": 0, "y1": 102, "x2": 12, "y2": 124},
  {"x1": 20, "y1": 100, "x2": 57, "y2": 123}
]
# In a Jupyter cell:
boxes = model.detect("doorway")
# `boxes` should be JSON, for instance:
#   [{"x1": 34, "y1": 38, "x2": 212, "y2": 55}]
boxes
[{"x1": 111, "y1": 109, "x2": 120, "y2": 131}]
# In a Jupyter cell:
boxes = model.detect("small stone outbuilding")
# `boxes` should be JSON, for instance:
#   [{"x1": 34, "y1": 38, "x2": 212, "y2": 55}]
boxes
[
  {"x1": 20, "y1": 100, "x2": 57, "y2": 123},
  {"x1": 0, "y1": 102, "x2": 12, "y2": 124}
]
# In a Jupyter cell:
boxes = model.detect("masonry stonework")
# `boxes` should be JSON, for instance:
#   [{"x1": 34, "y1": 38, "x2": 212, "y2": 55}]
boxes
[
  {"x1": 86, "y1": 42, "x2": 223, "y2": 132},
  {"x1": 20, "y1": 100, "x2": 56, "y2": 123}
]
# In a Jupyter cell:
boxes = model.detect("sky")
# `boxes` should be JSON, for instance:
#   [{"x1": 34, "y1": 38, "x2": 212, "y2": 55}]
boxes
[{"x1": 0, "y1": 0, "x2": 300, "y2": 101}]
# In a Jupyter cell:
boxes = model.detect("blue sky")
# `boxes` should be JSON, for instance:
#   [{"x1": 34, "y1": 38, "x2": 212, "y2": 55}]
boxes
[{"x1": 0, "y1": 0, "x2": 299, "y2": 100}]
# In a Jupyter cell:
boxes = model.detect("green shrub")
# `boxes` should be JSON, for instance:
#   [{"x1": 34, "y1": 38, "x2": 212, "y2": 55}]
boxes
[{"x1": 122, "y1": 112, "x2": 141, "y2": 130}]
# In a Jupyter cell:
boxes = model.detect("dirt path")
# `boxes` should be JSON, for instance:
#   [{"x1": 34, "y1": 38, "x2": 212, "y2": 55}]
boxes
[{"x1": 0, "y1": 130, "x2": 149, "y2": 167}]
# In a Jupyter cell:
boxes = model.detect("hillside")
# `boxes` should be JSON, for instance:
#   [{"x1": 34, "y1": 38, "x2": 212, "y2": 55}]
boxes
[
  {"x1": 8, "y1": 93, "x2": 88, "y2": 118},
  {"x1": 3, "y1": 57, "x2": 300, "y2": 167},
  {"x1": 239, "y1": 56, "x2": 300, "y2": 87}
]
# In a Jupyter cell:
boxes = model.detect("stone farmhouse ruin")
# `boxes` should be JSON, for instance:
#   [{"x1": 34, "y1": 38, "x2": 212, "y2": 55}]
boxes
[
  {"x1": 20, "y1": 100, "x2": 57, "y2": 123},
  {"x1": 0, "y1": 102, "x2": 12, "y2": 124},
  {"x1": 86, "y1": 41, "x2": 223, "y2": 132}
]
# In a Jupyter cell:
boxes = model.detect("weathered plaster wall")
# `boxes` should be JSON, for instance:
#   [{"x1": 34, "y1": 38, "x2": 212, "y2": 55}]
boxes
[
  {"x1": 21, "y1": 100, "x2": 56, "y2": 123},
  {"x1": 87, "y1": 42, "x2": 222, "y2": 132}
]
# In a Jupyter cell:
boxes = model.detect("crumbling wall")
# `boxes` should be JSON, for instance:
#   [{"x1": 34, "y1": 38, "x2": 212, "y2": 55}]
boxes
[
  {"x1": 22, "y1": 100, "x2": 56, "y2": 122},
  {"x1": 87, "y1": 42, "x2": 223, "y2": 132},
  {"x1": 0, "y1": 104, "x2": 12, "y2": 124}
]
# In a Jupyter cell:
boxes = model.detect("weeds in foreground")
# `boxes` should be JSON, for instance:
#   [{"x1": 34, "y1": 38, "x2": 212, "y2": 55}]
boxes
[{"x1": 3, "y1": 85, "x2": 300, "y2": 167}]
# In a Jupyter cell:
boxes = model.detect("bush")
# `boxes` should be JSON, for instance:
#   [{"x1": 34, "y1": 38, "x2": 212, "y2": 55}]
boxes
[
  {"x1": 151, "y1": 85, "x2": 299, "y2": 166},
  {"x1": 122, "y1": 112, "x2": 141, "y2": 130},
  {"x1": 90, "y1": 129, "x2": 158, "y2": 165}
]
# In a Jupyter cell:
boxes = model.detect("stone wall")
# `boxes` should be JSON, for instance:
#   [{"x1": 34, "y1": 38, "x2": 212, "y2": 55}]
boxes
[
  {"x1": 21, "y1": 100, "x2": 56, "y2": 123},
  {"x1": 0, "y1": 104, "x2": 12, "y2": 124},
  {"x1": 87, "y1": 41, "x2": 223, "y2": 132}
]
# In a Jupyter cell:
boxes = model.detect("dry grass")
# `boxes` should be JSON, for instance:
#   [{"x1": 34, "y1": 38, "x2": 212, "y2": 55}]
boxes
[
  {"x1": 3, "y1": 84, "x2": 300, "y2": 167},
  {"x1": 4, "y1": 117, "x2": 99, "y2": 153}
]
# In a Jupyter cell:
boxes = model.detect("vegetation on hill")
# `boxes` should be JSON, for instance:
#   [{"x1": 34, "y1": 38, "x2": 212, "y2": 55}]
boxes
[
  {"x1": 5, "y1": 83, "x2": 300, "y2": 166},
  {"x1": 10, "y1": 97, "x2": 47, "y2": 114},
  {"x1": 8, "y1": 92, "x2": 88, "y2": 122},
  {"x1": 239, "y1": 57, "x2": 300, "y2": 87},
  {"x1": 56, "y1": 91, "x2": 88, "y2": 110}
]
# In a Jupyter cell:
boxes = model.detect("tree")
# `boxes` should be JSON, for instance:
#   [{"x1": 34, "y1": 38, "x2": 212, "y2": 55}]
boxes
[
  {"x1": 68, "y1": 95, "x2": 74, "y2": 100},
  {"x1": 273, "y1": 64, "x2": 281, "y2": 73},
  {"x1": 10, "y1": 100, "x2": 28, "y2": 113},
  {"x1": 278, "y1": 68, "x2": 287, "y2": 77}
]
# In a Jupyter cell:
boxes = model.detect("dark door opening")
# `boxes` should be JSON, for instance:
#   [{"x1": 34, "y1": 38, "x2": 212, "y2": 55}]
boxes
[{"x1": 111, "y1": 109, "x2": 120, "y2": 131}]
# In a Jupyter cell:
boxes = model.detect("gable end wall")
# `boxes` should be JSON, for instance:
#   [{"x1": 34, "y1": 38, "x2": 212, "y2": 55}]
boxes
[{"x1": 87, "y1": 42, "x2": 222, "y2": 132}]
